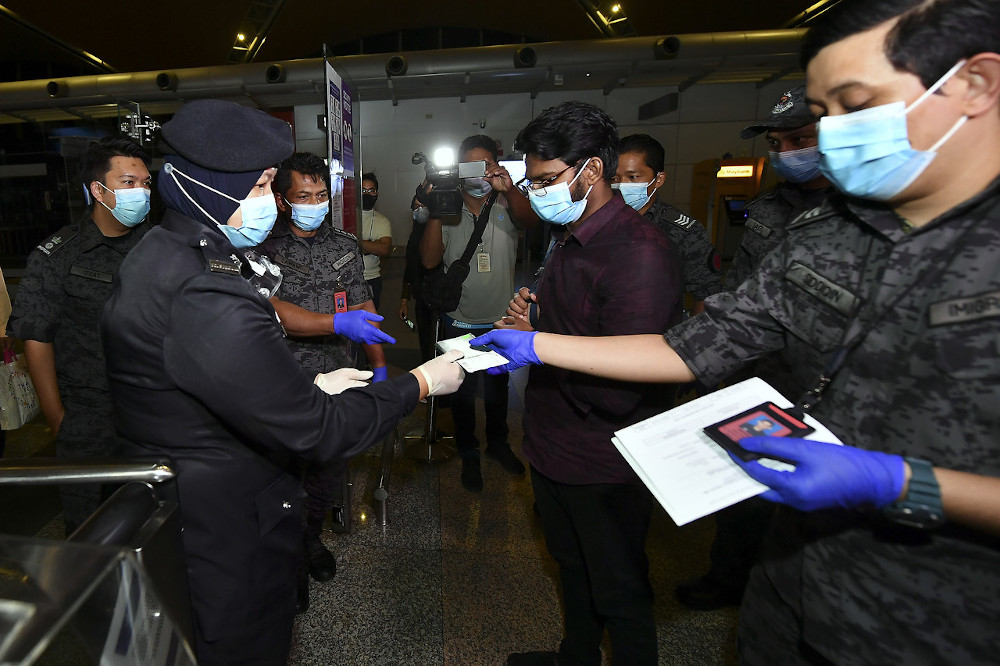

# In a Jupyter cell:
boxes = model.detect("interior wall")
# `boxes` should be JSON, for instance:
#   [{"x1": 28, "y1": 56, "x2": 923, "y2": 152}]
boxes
[{"x1": 292, "y1": 78, "x2": 803, "y2": 244}]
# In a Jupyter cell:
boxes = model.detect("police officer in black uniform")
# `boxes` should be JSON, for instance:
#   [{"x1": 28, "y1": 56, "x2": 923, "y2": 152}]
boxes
[
  {"x1": 615, "y1": 134, "x2": 723, "y2": 313},
  {"x1": 100, "y1": 99, "x2": 464, "y2": 664},
  {"x1": 9, "y1": 136, "x2": 151, "y2": 533},
  {"x1": 723, "y1": 85, "x2": 832, "y2": 291}
]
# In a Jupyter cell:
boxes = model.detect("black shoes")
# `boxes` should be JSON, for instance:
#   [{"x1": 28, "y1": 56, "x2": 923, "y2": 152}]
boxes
[
  {"x1": 507, "y1": 651, "x2": 558, "y2": 665},
  {"x1": 305, "y1": 538, "x2": 337, "y2": 582},
  {"x1": 675, "y1": 576, "x2": 743, "y2": 611},
  {"x1": 485, "y1": 444, "x2": 526, "y2": 475},
  {"x1": 460, "y1": 457, "x2": 483, "y2": 492}
]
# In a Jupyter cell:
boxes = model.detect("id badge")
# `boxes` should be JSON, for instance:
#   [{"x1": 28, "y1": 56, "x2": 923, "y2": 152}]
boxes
[
  {"x1": 334, "y1": 289, "x2": 348, "y2": 313},
  {"x1": 477, "y1": 252, "x2": 491, "y2": 273}
]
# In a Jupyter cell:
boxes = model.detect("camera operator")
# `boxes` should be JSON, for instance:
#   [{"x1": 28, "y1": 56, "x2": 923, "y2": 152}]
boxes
[{"x1": 419, "y1": 135, "x2": 537, "y2": 492}]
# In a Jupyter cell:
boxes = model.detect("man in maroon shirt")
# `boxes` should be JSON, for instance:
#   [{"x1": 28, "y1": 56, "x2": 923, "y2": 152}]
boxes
[{"x1": 502, "y1": 101, "x2": 682, "y2": 666}]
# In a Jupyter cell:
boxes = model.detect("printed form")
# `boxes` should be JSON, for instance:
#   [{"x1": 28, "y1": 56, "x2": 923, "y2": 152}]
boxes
[{"x1": 612, "y1": 377, "x2": 842, "y2": 526}]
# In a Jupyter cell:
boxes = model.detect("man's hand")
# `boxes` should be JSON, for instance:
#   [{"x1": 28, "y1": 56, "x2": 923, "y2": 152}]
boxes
[
  {"x1": 398, "y1": 299, "x2": 409, "y2": 322},
  {"x1": 468, "y1": 330, "x2": 540, "y2": 375},
  {"x1": 506, "y1": 287, "x2": 535, "y2": 321},
  {"x1": 730, "y1": 437, "x2": 906, "y2": 512},
  {"x1": 485, "y1": 163, "x2": 515, "y2": 194},
  {"x1": 333, "y1": 310, "x2": 396, "y2": 345},
  {"x1": 315, "y1": 368, "x2": 374, "y2": 395}
]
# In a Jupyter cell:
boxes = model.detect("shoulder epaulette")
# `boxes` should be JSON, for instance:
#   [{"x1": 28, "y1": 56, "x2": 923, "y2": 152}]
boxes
[
  {"x1": 35, "y1": 225, "x2": 78, "y2": 256},
  {"x1": 331, "y1": 226, "x2": 358, "y2": 241},
  {"x1": 746, "y1": 186, "x2": 780, "y2": 208},
  {"x1": 194, "y1": 237, "x2": 243, "y2": 276},
  {"x1": 787, "y1": 199, "x2": 837, "y2": 230}
]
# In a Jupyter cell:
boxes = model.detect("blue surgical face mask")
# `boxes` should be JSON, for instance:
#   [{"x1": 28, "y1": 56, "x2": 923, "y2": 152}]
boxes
[
  {"x1": 768, "y1": 145, "x2": 822, "y2": 184},
  {"x1": 286, "y1": 200, "x2": 327, "y2": 231},
  {"x1": 462, "y1": 177, "x2": 492, "y2": 199},
  {"x1": 412, "y1": 207, "x2": 430, "y2": 224},
  {"x1": 527, "y1": 159, "x2": 593, "y2": 225},
  {"x1": 611, "y1": 180, "x2": 657, "y2": 211},
  {"x1": 818, "y1": 60, "x2": 968, "y2": 201},
  {"x1": 96, "y1": 182, "x2": 150, "y2": 227},
  {"x1": 164, "y1": 162, "x2": 278, "y2": 248}
]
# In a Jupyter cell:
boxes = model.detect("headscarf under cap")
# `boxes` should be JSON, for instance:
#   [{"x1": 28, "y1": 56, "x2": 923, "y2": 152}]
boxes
[{"x1": 159, "y1": 154, "x2": 262, "y2": 227}]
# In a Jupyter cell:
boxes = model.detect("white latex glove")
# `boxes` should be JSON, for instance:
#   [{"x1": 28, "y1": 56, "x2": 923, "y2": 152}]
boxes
[
  {"x1": 415, "y1": 349, "x2": 466, "y2": 396},
  {"x1": 314, "y1": 368, "x2": 374, "y2": 395}
]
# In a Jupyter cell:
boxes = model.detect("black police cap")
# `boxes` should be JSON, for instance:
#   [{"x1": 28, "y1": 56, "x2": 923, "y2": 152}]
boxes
[
  {"x1": 740, "y1": 86, "x2": 817, "y2": 139},
  {"x1": 160, "y1": 99, "x2": 294, "y2": 173}
]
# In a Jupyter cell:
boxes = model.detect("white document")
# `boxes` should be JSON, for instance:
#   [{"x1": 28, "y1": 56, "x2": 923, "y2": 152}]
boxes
[
  {"x1": 612, "y1": 377, "x2": 842, "y2": 527},
  {"x1": 435, "y1": 333, "x2": 510, "y2": 373}
]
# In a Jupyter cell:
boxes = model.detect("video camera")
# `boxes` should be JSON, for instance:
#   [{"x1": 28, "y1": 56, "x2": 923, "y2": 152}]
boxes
[{"x1": 412, "y1": 152, "x2": 486, "y2": 218}]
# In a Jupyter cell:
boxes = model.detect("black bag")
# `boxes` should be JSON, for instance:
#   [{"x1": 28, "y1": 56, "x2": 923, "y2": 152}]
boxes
[{"x1": 421, "y1": 193, "x2": 497, "y2": 313}]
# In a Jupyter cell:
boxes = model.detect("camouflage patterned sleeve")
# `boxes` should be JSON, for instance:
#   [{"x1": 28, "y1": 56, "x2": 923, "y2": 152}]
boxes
[
  {"x1": 665, "y1": 247, "x2": 789, "y2": 386},
  {"x1": 8, "y1": 249, "x2": 64, "y2": 342},
  {"x1": 722, "y1": 245, "x2": 753, "y2": 291}
]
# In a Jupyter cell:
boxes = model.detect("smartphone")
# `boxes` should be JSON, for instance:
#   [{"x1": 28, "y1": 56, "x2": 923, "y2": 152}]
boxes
[
  {"x1": 458, "y1": 160, "x2": 487, "y2": 179},
  {"x1": 703, "y1": 402, "x2": 814, "y2": 462},
  {"x1": 402, "y1": 317, "x2": 416, "y2": 331}
]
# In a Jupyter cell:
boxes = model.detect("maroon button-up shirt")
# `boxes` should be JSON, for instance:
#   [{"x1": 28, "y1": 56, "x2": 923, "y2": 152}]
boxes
[{"x1": 524, "y1": 193, "x2": 683, "y2": 485}]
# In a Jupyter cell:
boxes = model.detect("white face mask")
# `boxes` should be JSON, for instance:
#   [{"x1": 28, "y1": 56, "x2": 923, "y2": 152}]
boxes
[
  {"x1": 526, "y1": 158, "x2": 593, "y2": 225},
  {"x1": 817, "y1": 59, "x2": 968, "y2": 201}
]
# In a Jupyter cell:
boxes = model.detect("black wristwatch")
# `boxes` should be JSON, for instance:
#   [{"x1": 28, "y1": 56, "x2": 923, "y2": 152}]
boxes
[{"x1": 882, "y1": 457, "x2": 945, "y2": 529}]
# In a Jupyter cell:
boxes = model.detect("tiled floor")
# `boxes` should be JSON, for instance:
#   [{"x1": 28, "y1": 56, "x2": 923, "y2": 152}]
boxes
[{"x1": 1, "y1": 254, "x2": 740, "y2": 665}]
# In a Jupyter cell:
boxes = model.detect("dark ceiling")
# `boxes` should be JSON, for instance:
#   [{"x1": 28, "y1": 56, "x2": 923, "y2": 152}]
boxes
[{"x1": 1, "y1": 0, "x2": 819, "y2": 78}]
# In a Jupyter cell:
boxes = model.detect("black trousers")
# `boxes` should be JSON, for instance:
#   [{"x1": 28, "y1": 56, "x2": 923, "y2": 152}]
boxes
[
  {"x1": 531, "y1": 467, "x2": 657, "y2": 666},
  {"x1": 442, "y1": 319, "x2": 509, "y2": 457}
]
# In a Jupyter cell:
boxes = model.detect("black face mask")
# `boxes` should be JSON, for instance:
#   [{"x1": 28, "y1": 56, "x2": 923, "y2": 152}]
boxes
[{"x1": 362, "y1": 194, "x2": 377, "y2": 210}]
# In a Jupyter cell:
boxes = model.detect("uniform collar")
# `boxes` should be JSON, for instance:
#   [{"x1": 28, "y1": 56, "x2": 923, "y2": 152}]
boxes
[
  {"x1": 78, "y1": 214, "x2": 145, "y2": 253},
  {"x1": 844, "y1": 173, "x2": 1000, "y2": 241}
]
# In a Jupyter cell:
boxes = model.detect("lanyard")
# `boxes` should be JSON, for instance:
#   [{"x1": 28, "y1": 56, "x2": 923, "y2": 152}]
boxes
[{"x1": 793, "y1": 202, "x2": 992, "y2": 414}]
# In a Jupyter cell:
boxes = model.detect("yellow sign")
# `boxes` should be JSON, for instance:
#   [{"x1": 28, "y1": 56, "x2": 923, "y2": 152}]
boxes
[{"x1": 717, "y1": 165, "x2": 755, "y2": 178}]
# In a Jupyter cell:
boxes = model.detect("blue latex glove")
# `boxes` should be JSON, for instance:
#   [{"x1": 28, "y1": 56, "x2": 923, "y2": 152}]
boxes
[
  {"x1": 730, "y1": 437, "x2": 906, "y2": 512},
  {"x1": 372, "y1": 365, "x2": 388, "y2": 383},
  {"x1": 468, "y1": 330, "x2": 540, "y2": 375},
  {"x1": 333, "y1": 310, "x2": 396, "y2": 345}
]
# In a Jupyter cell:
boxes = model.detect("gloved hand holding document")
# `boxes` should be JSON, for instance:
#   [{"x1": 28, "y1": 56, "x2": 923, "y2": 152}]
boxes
[
  {"x1": 436, "y1": 333, "x2": 510, "y2": 373},
  {"x1": 612, "y1": 377, "x2": 842, "y2": 526}
]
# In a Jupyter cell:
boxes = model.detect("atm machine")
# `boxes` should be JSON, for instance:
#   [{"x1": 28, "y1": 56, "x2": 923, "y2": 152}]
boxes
[{"x1": 689, "y1": 157, "x2": 775, "y2": 275}]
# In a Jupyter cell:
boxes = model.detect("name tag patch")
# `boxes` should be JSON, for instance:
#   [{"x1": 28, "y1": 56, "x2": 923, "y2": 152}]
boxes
[
  {"x1": 208, "y1": 259, "x2": 241, "y2": 275},
  {"x1": 273, "y1": 254, "x2": 311, "y2": 275},
  {"x1": 745, "y1": 217, "x2": 772, "y2": 238},
  {"x1": 928, "y1": 291, "x2": 1000, "y2": 326},
  {"x1": 332, "y1": 251, "x2": 355, "y2": 271},
  {"x1": 69, "y1": 265, "x2": 113, "y2": 282},
  {"x1": 784, "y1": 262, "x2": 858, "y2": 317}
]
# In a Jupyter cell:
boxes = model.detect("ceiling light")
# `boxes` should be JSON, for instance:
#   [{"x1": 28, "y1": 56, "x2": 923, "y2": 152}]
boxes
[{"x1": 237, "y1": 33, "x2": 246, "y2": 42}]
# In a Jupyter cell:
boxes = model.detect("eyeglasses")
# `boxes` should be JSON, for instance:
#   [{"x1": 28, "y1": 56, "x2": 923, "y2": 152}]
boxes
[{"x1": 515, "y1": 160, "x2": 582, "y2": 196}]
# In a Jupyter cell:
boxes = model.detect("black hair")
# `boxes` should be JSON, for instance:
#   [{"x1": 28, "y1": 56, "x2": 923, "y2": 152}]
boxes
[
  {"x1": 514, "y1": 101, "x2": 619, "y2": 182},
  {"x1": 361, "y1": 172, "x2": 379, "y2": 190},
  {"x1": 274, "y1": 152, "x2": 328, "y2": 198},
  {"x1": 459, "y1": 134, "x2": 499, "y2": 162},
  {"x1": 801, "y1": 0, "x2": 1000, "y2": 88},
  {"x1": 80, "y1": 136, "x2": 149, "y2": 188},
  {"x1": 619, "y1": 134, "x2": 665, "y2": 173}
]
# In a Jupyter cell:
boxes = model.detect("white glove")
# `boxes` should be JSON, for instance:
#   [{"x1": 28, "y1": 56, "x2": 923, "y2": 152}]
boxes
[
  {"x1": 415, "y1": 349, "x2": 466, "y2": 396},
  {"x1": 314, "y1": 368, "x2": 373, "y2": 395}
]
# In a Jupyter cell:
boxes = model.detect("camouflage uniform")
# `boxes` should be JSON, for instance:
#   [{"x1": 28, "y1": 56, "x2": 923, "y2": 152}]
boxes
[
  {"x1": 668, "y1": 184, "x2": 1000, "y2": 665},
  {"x1": 258, "y1": 219, "x2": 371, "y2": 373},
  {"x1": 722, "y1": 182, "x2": 831, "y2": 291},
  {"x1": 8, "y1": 217, "x2": 147, "y2": 532},
  {"x1": 257, "y1": 218, "x2": 372, "y2": 539},
  {"x1": 643, "y1": 199, "x2": 722, "y2": 302}
]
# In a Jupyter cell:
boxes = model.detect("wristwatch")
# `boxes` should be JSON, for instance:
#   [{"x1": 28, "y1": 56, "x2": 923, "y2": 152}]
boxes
[{"x1": 882, "y1": 457, "x2": 946, "y2": 529}]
